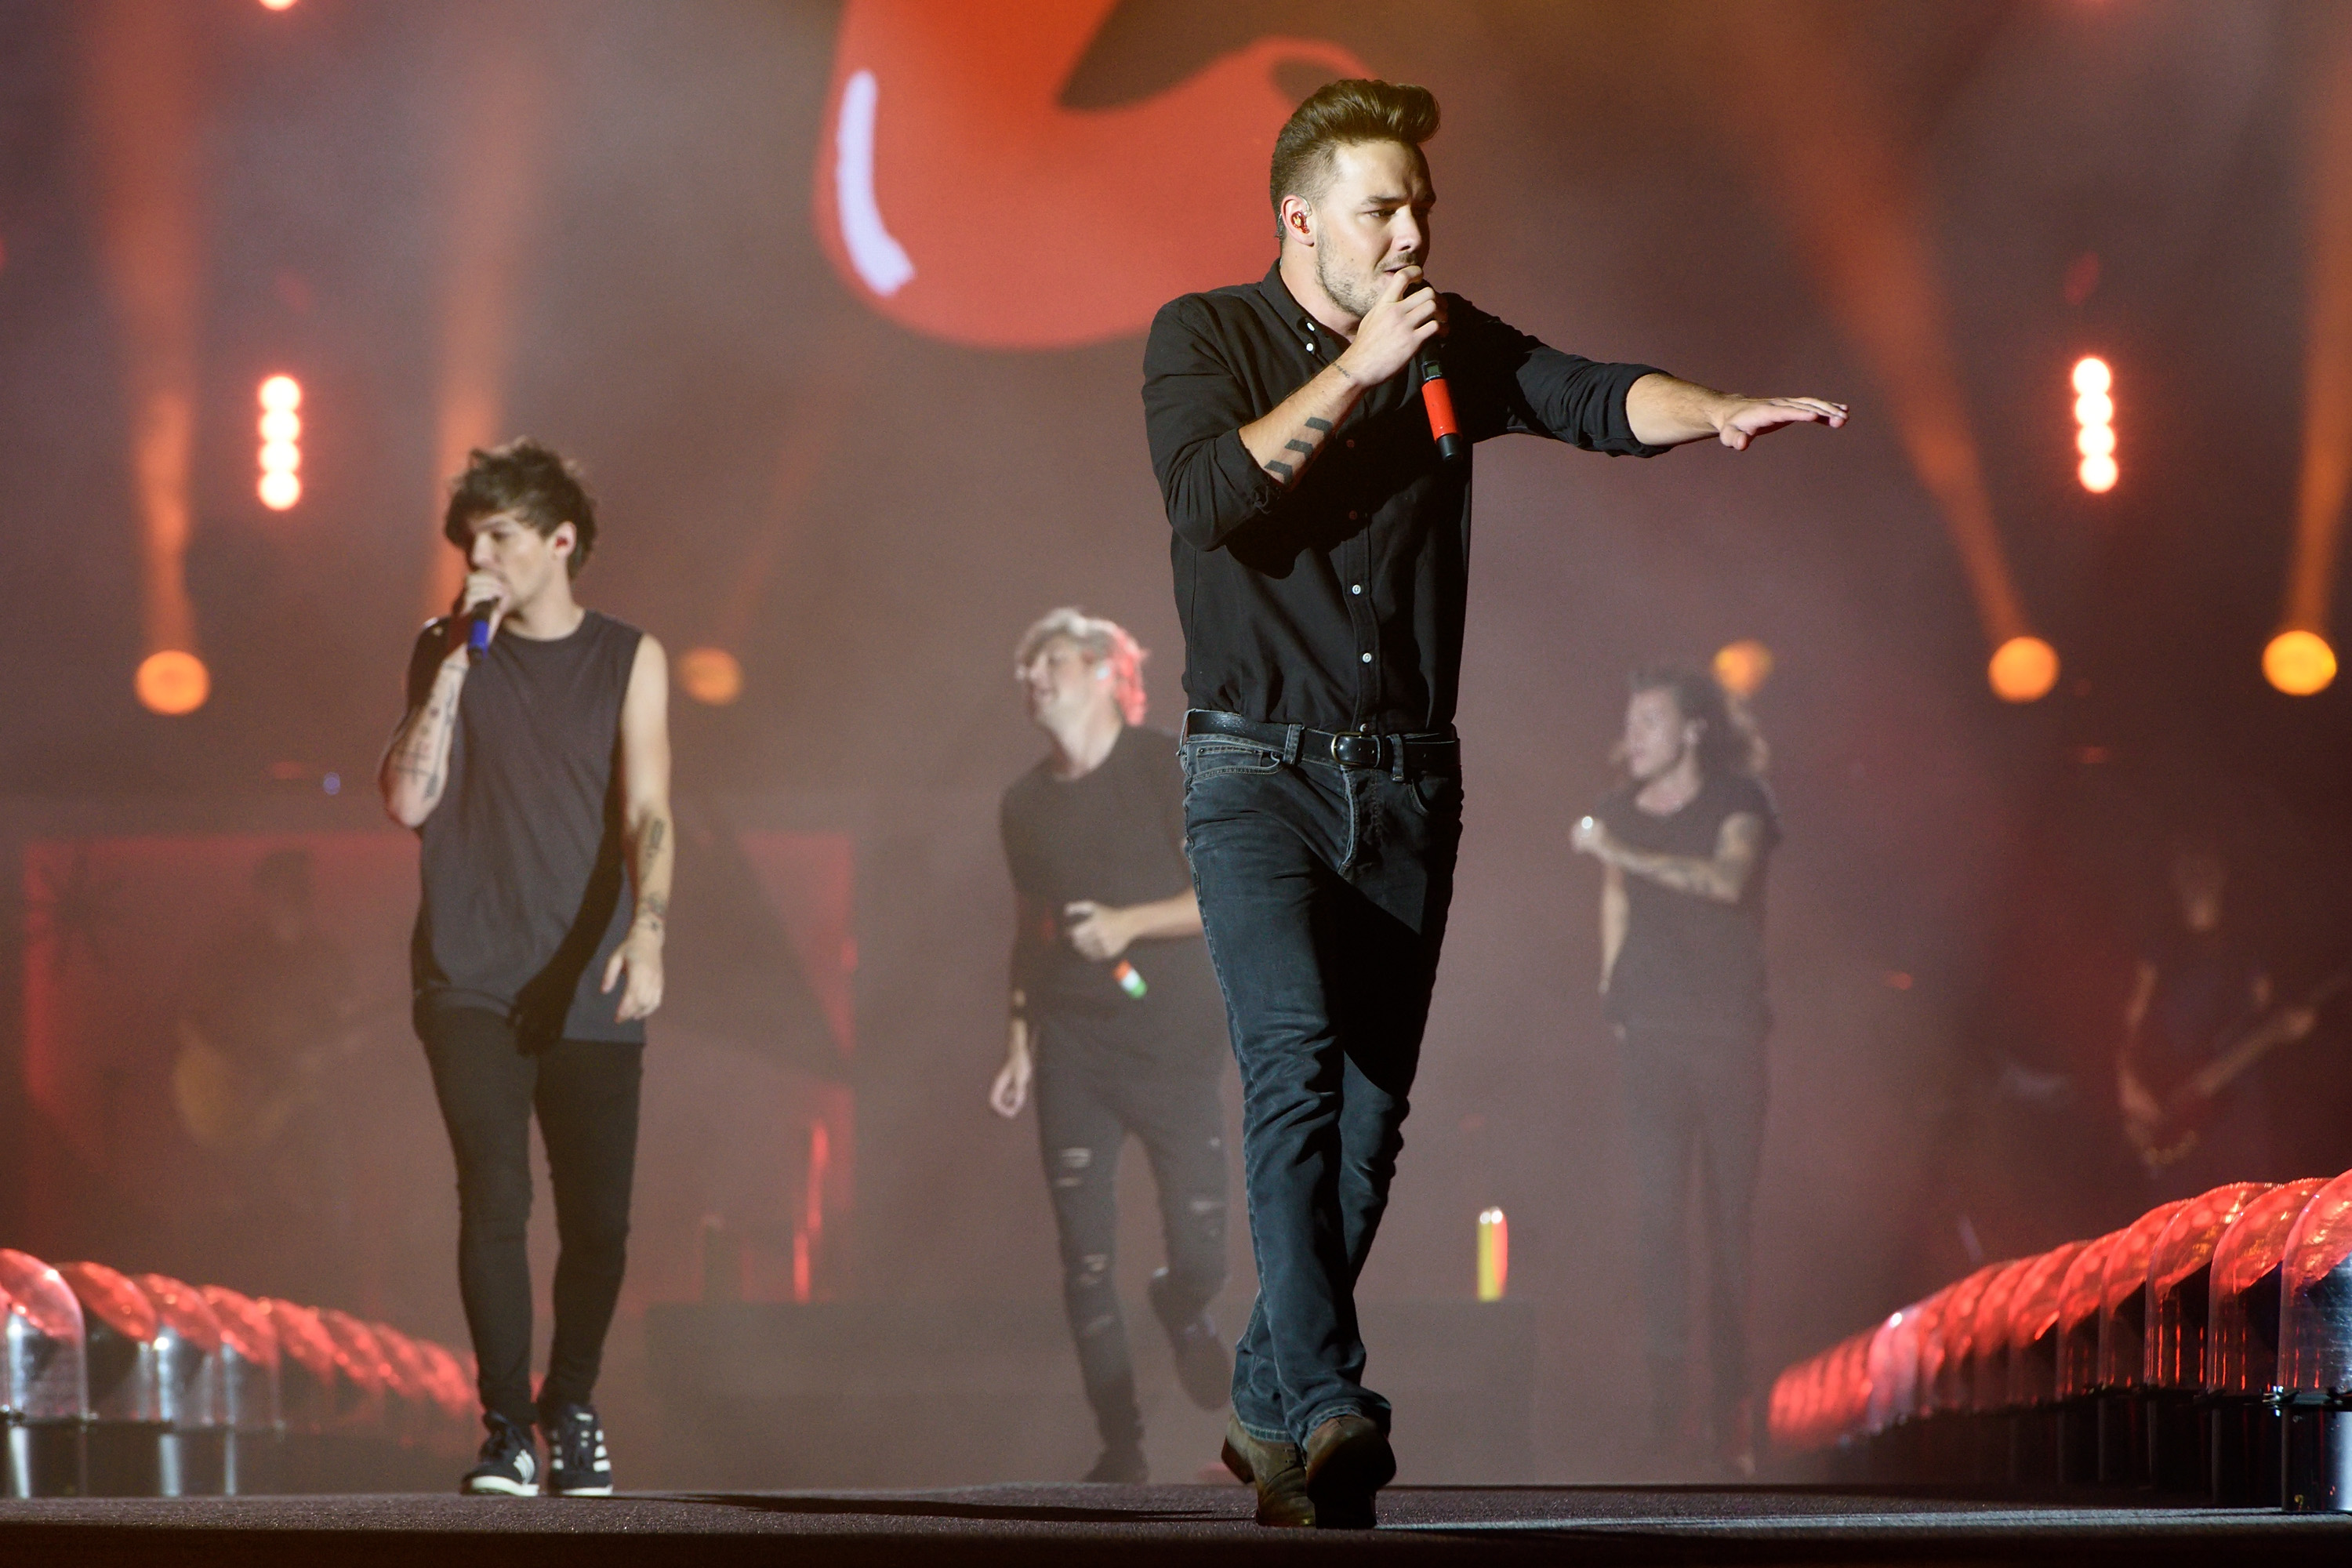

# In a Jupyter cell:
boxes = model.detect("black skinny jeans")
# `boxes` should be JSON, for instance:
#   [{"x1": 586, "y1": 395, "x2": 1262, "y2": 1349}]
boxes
[
  {"x1": 1179, "y1": 729, "x2": 1461, "y2": 1446},
  {"x1": 1032, "y1": 1020, "x2": 1229, "y2": 1455},
  {"x1": 418, "y1": 1004, "x2": 642, "y2": 1431},
  {"x1": 1617, "y1": 1023, "x2": 1768, "y2": 1433}
]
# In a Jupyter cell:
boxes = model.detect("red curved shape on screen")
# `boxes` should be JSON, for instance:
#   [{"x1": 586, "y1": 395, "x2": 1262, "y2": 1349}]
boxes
[{"x1": 815, "y1": 0, "x2": 1366, "y2": 349}]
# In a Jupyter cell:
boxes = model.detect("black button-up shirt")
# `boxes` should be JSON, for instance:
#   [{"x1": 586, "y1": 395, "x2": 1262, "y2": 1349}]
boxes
[{"x1": 1142, "y1": 263, "x2": 1670, "y2": 736}]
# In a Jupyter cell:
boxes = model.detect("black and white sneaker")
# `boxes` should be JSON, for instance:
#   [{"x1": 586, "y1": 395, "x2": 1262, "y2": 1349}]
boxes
[
  {"x1": 543, "y1": 1403, "x2": 614, "y2": 1497},
  {"x1": 461, "y1": 1414, "x2": 540, "y2": 1496}
]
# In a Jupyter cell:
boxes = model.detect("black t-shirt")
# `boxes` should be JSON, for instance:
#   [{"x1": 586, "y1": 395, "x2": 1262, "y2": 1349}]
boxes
[
  {"x1": 1596, "y1": 773, "x2": 1780, "y2": 1037},
  {"x1": 407, "y1": 609, "x2": 644, "y2": 1045},
  {"x1": 999, "y1": 724, "x2": 1222, "y2": 1059}
]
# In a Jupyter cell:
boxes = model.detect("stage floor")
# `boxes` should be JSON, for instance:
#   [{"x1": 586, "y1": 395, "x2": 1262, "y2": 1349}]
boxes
[{"x1": 3, "y1": 1483, "x2": 2350, "y2": 1565}]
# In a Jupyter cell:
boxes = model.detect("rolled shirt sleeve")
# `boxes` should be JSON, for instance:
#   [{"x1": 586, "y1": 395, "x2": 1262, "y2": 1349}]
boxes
[
  {"x1": 1142, "y1": 296, "x2": 1289, "y2": 553},
  {"x1": 1448, "y1": 298, "x2": 1674, "y2": 456}
]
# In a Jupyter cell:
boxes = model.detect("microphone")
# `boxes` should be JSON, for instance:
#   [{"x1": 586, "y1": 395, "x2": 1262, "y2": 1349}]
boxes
[
  {"x1": 1415, "y1": 346, "x2": 1465, "y2": 463},
  {"x1": 454, "y1": 594, "x2": 499, "y2": 657}
]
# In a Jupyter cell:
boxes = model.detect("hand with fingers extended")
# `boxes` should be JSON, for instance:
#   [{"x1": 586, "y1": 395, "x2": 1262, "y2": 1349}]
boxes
[
  {"x1": 1335, "y1": 265, "x2": 1447, "y2": 388},
  {"x1": 1711, "y1": 395, "x2": 1849, "y2": 450}
]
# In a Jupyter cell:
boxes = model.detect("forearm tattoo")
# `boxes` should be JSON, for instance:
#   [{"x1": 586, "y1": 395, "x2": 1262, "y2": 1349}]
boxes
[
  {"x1": 631, "y1": 816, "x2": 672, "y2": 931},
  {"x1": 390, "y1": 667, "x2": 463, "y2": 800},
  {"x1": 1261, "y1": 416, "x2": 1339, "y2": 485}
]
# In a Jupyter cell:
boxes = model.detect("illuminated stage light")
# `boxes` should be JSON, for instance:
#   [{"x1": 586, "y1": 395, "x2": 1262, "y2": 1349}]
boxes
[
  {"x1": 1712, "y1": 637, "x2": 1775, "y2": 697},
  {"x1": 1987, "y1": 635, "x2": 2060, "y2": 703},
  {"x1": 260, "y1": 0, "x2": 297, "y2": 11},
  {"x1": 136, "y1": 649, "x2": 209, "y2": 715},
  {"x1": 2264, "y1": 629, "x2": 2338, "y2": 695},
  {"x1": 2072, "y1": 358, "x2": 2116, "y2": 495},
  {"x1": 678, "y1": 646, "x2": 744, "y2": 706},
  {"x1": 1476, "y1": 1208, "x2": 1509, "y2": 1302},
  {"x1": 257, "y1": 376, "x2": 303, "y2": 510}
]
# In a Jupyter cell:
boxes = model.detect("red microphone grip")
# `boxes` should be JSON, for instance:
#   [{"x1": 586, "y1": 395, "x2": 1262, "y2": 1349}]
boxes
[{"x1": 1415, "y1": 351, "x2": 1465, "y2": 463}]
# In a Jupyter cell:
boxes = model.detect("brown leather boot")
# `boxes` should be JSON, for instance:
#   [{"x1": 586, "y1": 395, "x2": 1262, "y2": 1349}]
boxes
[
  {"x1": 1221, "y1": 1414, "x2": 1315, "y2": 1527},
  {"x1": 1302, "y1": 1413, "x2": 1395, "y2": 1530}
]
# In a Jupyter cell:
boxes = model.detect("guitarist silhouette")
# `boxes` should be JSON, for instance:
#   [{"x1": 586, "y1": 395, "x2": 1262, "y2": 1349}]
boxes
[{"x1": 2118, "y1": 844, "x2": 2323, "y2": 1189}]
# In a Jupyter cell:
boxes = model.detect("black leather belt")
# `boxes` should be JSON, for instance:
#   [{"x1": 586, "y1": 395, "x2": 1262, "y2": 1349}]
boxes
[{"x1": 1181, "y1": 709, "x2": 1459, "y2": 775}]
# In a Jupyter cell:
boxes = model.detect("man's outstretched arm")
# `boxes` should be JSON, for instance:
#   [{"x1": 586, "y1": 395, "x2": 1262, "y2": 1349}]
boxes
[{"x1": 1625, "y1": 372, "x2": 1848, "y2": 450}]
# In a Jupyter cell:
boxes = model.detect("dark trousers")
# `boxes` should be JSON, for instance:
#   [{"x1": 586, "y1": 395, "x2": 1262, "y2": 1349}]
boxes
[
  {"x1": 418, "y1": 1003, "x2": 643, "y2": 1431},
  {"x1": 1179, "y1": 730, "x2": 1461, "y2": 1445},
  {"x1": 1032, "y1": 1022, "x2": 1229, "y2": 1454},
  {"x1": 1618, "y1": 1023, "x2": 1768, "y2": 1436}
]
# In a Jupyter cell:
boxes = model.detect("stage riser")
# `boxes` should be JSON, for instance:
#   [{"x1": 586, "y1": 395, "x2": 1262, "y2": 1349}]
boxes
[
  {"x1": 3, "y1": 1424, "x2": 450, "y2": 1497},
  {"x1": 1815, "y1": 1395, "x2": 2352, "y2": 1510}
]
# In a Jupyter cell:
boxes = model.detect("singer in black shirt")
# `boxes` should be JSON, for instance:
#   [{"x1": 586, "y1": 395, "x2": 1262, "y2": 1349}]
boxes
[
  {"x1": 1141, "y1": 78, "x2": 1844, "y2": 1529},
  {"x1": 988, "y1": 609, "x2": 1231, "y2": 1485}
]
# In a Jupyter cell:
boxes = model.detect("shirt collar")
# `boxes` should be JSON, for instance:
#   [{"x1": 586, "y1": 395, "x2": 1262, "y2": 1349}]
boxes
[{"x1": 1256, "y1": 261, "x2": 1329, "y2": 352}]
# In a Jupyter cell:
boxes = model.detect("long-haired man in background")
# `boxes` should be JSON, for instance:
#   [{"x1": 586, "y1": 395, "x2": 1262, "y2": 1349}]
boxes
[
  {"x1": 1573, "y1": 666, "x2": 1778, "y2": 1476},
  {"x1": 1143, "y1": 76, "x2": 1840, "y2": 1526},
  {"x1": 989, "y1": 609, "x2": 1232, "y2": 1483},
  {"x1": 379, "y1": 440, "x2": 672, "y2": 1497}
]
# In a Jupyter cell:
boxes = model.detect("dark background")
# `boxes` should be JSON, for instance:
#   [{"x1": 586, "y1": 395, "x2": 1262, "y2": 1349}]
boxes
[{"x1": 5, "y1": 0, "x2": 2351, "y2": 1479}]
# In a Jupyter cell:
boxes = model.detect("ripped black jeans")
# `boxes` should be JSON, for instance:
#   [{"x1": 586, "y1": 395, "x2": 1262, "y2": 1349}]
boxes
[{"x1": 1031, "y1": 1020, "x2": 1229, "y2": 1456}]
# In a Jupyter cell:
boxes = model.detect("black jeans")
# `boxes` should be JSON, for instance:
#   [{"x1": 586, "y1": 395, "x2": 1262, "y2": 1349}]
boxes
[
  {"x1": 1617, "y1": 1023, "x2": 1768, "y2": 1434},
  {"x1": 418, "y1": 1003, "x2": 643, "y2": 1431},
  {"x1": 1032, "y1": 1021, "x2": 1229, "y2": 1454},
  {"x1": 1179, "y1": 727, "x2": 1461, "y2": 1446}
]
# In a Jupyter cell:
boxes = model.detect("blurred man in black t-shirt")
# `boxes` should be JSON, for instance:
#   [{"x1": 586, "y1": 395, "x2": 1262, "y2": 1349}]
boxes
[
  {"x1": 989, "y1": 608, "x2": 1232, "y2": 1483},
  {"x1": 1572, "y1": 665, "x2": 1779, "y2": 1475}
]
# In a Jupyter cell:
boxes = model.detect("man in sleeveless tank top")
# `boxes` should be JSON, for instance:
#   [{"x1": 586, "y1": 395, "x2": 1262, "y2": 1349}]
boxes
[
  {"x1": 379, "y1": 440, "x2": 673, "y2": 1497},
  {"x1": 987, "y1": 609, "x2": 1233, "y2": 1484}
]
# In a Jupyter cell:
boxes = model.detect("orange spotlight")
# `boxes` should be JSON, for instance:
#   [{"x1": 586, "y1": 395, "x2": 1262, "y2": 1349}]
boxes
[
  {"x1": 136, "y1": 649, "x2": 209, "y2": 715},
  {"x1": 2073, "y1": 357, "x2": 2116, "y2": 494},
  {"x1": 1712, "y1": 638, "x2": 1775, "y2": 697},
  {"x1": 2264, "y1": 630, "x2": 2338, "y2": 695},
  {"x1": 257, "y1": 375, "x2": 302, "y2": 510},
  {"x1": 260, "y1": 0, "x2": 297, "y2": 9},
  {"x1": 1988, "y1": 635, "x2": 2060, "y2": 703},
  {"x1": 677, "y1": 646, "x2": 744, "y2": 706}
]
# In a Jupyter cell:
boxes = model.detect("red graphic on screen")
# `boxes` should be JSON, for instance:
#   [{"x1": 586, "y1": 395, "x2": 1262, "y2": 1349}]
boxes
[{"x1": 815, "y1": 0, "x2": 1365, "y2": 349}]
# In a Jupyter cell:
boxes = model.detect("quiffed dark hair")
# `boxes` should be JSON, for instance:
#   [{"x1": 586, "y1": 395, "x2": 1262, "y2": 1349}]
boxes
[
  {"x1": 1630, "y1": 665, "x2": 1768, "y2": 779},
  {"x1": 442, "y1": 438, "x2": 598, "y2": 578},
  {"x1": 1269, "y1": 78, "x2": 1439, "y2": 219}
]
